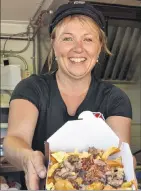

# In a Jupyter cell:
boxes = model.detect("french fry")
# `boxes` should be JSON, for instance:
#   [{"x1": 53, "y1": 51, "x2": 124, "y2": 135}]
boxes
[
  {"x1": 103, "y1": 185, "x2": 116, "y2": 190},
  {"x1": 131, "y1": 180, "x2": 138, "y2": 190},
  {"x1": 105, "y1": 159, "x2": 123, "y2": 167},
  {"x1": 67, "y1": 151, "x2": 91, "y2": 158},
  {"x1": 50, "y1": 155, "x2": 58, "y2": 164},
  {"x1": 54, "y1": 179, "x2": 75, "y2": 190},
  {"x1": 75, "y1": 177, "x2": 83, "y2": 185},
  {"x1": 117, "y1": 187, "x2": 132, "y2": 190},
  {"x1": 46, "y1": 182, "x2": 55, "y2": 190},
  {"x1": 115, "y1": 156, "x2": 122, "y2": 163},
  {"x1": 102, "y1": 147, "x2": 120, "y2": 160},
  {"x1": 79, "y1": 151, "x2": 91, "y2": 158},
  {"x1": 86, "y1": 182, "x2": 104, "y2": 190},
  {"x1": 121, "y1": 181, "x2": 133, "y2": 188},
  {"x1": 46, "y1": 147, "x2": 138, "y2": 190},
  {"x1": 117, "y1": 180, "x2": 138, "y2": 190},
  {"x1": 121, "y1": 180, "x2": 138, "y2": 190},
  {"x1": 46, "y1": 177, "x2": 55, "y2": 184},
  {"x1": 48, "y1": 163, "x2": 59, "y2": 177},
  {"x1": 96, "y1": 155, "x2": 101, "y2": 159}
]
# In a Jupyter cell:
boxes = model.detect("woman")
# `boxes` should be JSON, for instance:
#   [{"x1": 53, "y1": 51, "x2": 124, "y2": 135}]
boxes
[{"x1": 3, "y1": 2, "x2": 134, "y2": 190}]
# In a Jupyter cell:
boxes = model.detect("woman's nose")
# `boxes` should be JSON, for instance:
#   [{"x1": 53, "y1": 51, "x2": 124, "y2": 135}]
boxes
[{"x1": 73, "y1": 41, "x2": 83, "y2": 53}]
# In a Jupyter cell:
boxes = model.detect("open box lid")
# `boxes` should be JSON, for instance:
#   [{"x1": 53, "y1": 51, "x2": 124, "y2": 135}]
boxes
[
  {"x1": 47, "y1": 111, "x2": 119, "y2": 152},
  {"x1": 46, "y1": 111, "x2": 136, "y2": 188}
]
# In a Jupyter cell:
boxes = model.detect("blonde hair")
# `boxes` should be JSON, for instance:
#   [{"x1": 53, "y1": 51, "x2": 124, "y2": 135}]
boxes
[{"x1": 48, "y1": 15, "x2": 111, "y2": 72}]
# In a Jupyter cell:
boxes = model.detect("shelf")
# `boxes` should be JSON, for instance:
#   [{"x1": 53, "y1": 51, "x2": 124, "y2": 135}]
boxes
[
  {"x1": 0, "y1": 103, "x2": 9, "y2": 108},
  {"x1": 0, "y1": 123, "x2": 8, "y2": 129}
]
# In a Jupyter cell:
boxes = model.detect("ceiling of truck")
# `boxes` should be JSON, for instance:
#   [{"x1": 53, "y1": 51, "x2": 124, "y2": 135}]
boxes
[{"x1": 1, "y1": 0, "x2": 141, "y2": 22}]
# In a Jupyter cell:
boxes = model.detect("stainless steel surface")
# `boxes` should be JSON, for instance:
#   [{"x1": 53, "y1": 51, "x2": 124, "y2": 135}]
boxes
[{"x1": 102, "y1": 20, "x2": 141, "y2": 82}]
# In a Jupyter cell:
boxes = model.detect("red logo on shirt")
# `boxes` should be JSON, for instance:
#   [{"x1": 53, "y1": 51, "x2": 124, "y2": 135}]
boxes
[{"x1": 93, "y1": 112, "x2": 105, "y2": 120}]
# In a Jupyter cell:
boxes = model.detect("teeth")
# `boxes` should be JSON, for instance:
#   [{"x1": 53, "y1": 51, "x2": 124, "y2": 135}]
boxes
[{"x1": 69, "y1": 57, "x2": 86, "y2": 63}]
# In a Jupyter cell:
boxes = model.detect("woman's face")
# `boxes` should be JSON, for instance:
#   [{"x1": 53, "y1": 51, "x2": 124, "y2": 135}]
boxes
[{"x1": 53, "y1": 17, "x2": 102, "y2": 79}]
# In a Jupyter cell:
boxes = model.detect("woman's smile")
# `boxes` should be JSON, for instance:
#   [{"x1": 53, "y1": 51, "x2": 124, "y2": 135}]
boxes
[{"x1": 69, "y1": 57, "x2": 87, "y2": 63}]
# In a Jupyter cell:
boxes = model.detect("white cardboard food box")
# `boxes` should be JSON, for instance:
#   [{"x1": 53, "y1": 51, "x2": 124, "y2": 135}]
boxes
[{"x1": 47, "y1": 111, "x2": 136, "y2": 189}]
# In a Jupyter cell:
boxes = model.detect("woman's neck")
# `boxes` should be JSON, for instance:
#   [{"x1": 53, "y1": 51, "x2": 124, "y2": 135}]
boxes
[{"x1": 56, "y1": 70, "x2": 91, "y2": 96}]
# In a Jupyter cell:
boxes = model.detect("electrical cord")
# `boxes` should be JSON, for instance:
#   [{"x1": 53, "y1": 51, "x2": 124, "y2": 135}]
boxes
[
  {"x1": 30, "y1": 0, "x2": 46, "y2": 22},
  {"x1": 0, "y1": 0, "x2": 47, "y2": 73},
  {"x1": 1, "y1": 90, "x2": 12, "y2": 96},
  {"x1": 1, "y1": 0, "x2": 48, "y2": 55},
  {"x1": 5, "y1": 54, "x2": 28, "y2": 70},
  {"x1": 1, "y1": 32, "x2": 31, "y2": 55}
]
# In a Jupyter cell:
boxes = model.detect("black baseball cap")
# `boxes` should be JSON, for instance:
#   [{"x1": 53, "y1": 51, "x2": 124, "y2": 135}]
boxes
[{"x1": 49, "y1": 1, "x2": 106, "y2": 35}]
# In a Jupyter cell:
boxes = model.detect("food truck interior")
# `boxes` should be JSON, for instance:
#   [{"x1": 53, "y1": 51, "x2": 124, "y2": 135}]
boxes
[{"x1": 1, "y1": 0, "x2": 141, "y2": 189}]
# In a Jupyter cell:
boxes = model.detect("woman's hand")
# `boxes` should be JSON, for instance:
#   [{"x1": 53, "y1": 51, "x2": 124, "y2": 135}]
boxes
[{"x1": 23, "y1": 150, "x2": 47, "y2": 190}]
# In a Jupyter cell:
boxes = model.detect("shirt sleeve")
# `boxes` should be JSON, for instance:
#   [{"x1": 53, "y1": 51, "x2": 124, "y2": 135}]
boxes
[
  {"x1": 107, "y1": 86, "x2": 132, "y2": 119},
  {"x1": 10, "y1": 75, "x2": 42, "y2": 110}
]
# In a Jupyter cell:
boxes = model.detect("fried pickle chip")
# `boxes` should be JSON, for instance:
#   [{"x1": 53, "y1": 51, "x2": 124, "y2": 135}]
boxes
[
  {"x1": 54, "y1": 179, "x2": 75, "y2": 190},
  {"x1": 86, "y1": 182, "x2": 104, "y2": 190},
  {"x1": 48, "y1": 163, "x2": 59, "y2": 177},
  {"x1": 102, "y1": 147, "x2": 120, "y2": 160},
  {"x1": 51, "y1": 151, "x2": 68, "y2": 163}
]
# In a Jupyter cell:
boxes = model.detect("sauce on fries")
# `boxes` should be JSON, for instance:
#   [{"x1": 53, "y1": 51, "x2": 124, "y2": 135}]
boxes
[{"x1": 46, "y1": 147, "x2": 137, "y2": 190}]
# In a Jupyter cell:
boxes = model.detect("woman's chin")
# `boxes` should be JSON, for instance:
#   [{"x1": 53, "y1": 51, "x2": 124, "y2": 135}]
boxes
[
  {"x1": 64, "y1": 63, "x2": 92, "y2": 79},
  {"x1": 67, "y1": 69, "x2": 88, "y2": 79}
]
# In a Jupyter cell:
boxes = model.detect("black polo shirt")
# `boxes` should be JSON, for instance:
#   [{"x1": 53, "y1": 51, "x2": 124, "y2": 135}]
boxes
[{"x1": 10, "y1": 72, "x2": 132, "y2": 154}]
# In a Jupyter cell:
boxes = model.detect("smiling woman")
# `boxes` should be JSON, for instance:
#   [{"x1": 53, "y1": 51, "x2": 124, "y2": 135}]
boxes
[
  {"x1": 52, "y1": 16, "x2": 102, "y2": 78},
  {"x1": 3, "y1": 1, "x2": 134, "y2": 190},
  {"x1": 49, "y1": 15, "x2": 111, "y2": 77}
]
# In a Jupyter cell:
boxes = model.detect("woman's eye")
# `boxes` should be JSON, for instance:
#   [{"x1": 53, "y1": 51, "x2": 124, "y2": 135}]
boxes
[
  {"x1": 84, "y1": 38, "x2": 93, "y2": 42},
  {"x1": 63, "y1": 37, "x2": 73, "y2": 41}
]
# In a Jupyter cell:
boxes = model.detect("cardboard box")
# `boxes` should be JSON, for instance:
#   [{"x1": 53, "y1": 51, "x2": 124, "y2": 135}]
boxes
[{"x1": 46, "y1": 111, "x2": 136, "y2": 190}]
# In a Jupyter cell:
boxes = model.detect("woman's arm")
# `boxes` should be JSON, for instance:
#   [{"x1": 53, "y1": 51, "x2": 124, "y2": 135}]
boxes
[
  {"x1": 106, "y1": 116, "x2": 131, "y2": 143},
  {"x1": 106, "y1": 116, "x2": 136, "y2": 168},
  {"x1": 3, "y1": 99, "x2": 39, "y2": 170}
]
